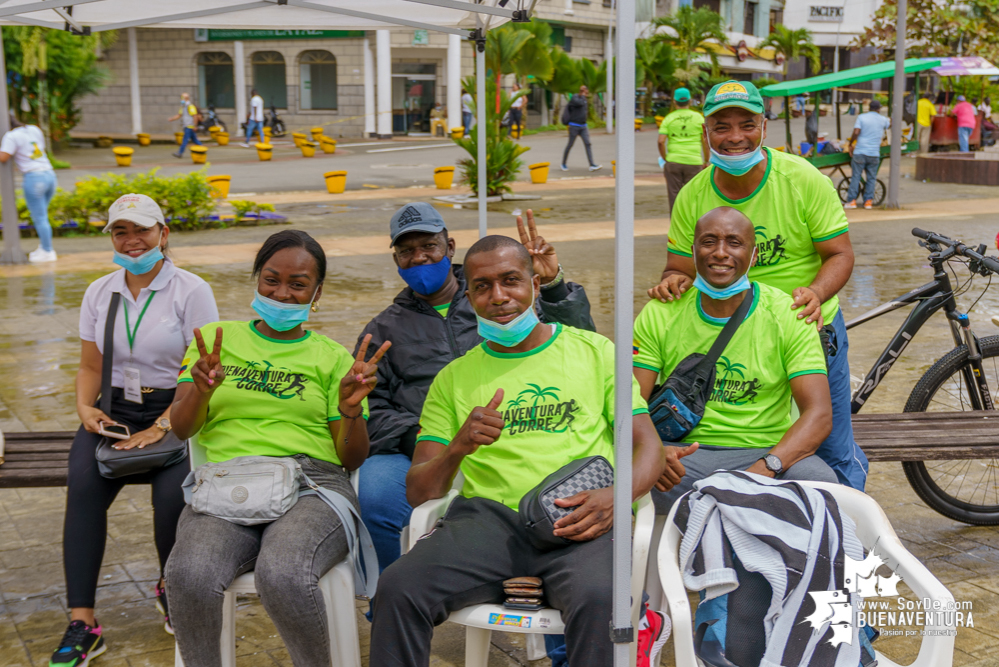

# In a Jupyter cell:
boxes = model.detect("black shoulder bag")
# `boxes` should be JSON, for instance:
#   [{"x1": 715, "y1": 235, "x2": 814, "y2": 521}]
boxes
[
  {"x1": 647, "y1": 285, "x2": 755, "y2": 443},
  {"x1": 94, "y1": 292, "x2": 188, "y2": 479}
]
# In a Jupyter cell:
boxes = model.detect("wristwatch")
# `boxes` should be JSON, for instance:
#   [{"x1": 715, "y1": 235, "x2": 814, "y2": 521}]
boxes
[
  {"x1": 156, "y1": 418, "x2": 172, "y2": 433},
  {"x1": 760, "y1": 454, "x2": 783, "y2": 475}
]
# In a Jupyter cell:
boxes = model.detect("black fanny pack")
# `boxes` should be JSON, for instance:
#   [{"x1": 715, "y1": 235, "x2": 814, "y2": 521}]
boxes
[
  {"x1": 519, "y1": 456, "x2": 614, "y2": 551},
  {"x1": 648, "y1": 285, "x2": 754, "y2": 443}
]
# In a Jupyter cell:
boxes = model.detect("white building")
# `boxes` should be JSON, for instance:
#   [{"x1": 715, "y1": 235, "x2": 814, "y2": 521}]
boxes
[{"x1": 781, "y1": 0, "x2": 882, "y2": 85}]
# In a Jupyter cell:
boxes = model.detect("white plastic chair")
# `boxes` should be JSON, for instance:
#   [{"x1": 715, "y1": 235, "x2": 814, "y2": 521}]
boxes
[
  {"x1": 657, "y1": 480, "x2": 956, "y2": 667},
  {"x1": 404, "y1": 473, "x2": 656, "y2": 667},
  {"x1": 174, "y1": 437, "x2": 362, "y2": 667}
]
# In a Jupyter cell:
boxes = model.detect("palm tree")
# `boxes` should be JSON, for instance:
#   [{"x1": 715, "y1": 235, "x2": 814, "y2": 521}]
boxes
[
  {"x1": 486, "y1": 21, "x2": 554, "y2": 113},
  {"x1": 542, "y1": 47, "x2": 581, "y2": 123},
  {"x1": 758, "y1": 25, "x2": 821, "y2": 79},
  {"x1": 635, "y1": 39, "x2": 676, "y2": 117},
  {"x1": 651, "y1": 6, "x2": 728, "y2": 91}
]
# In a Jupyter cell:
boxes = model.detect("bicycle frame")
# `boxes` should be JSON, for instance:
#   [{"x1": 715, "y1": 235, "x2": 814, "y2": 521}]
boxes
[{"x1": 847, "y1": 253, "x2": 995, "y2": 413}]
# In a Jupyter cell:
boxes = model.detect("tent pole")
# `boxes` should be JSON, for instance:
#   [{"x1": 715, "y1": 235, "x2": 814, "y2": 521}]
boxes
[
  {"x1": 0, "y1": 27, "x2": 26, "y2": 265},
  {"x1": 475, "y1": 21, "x2": 487, "y2": 238},
  {"x1": 887, "y1": 0, "x2": 905, "y2": 209},
  {"x1": 784, "y1": 96, "x2": 791, "y2": 150},
  {"x1": 612, "y1": 0, "x2": 635, "y2": 662}
]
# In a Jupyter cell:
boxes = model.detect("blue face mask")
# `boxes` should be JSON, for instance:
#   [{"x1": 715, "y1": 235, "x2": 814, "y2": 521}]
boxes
[
  {"x1": 708, "y1": 133, "x2": 766, "y2": 176},
  {"x1": 251, "y1": 289, "x2": 317, "y2": 332},
  {"x1": 113, "y1": 233, "x2": 164, "y2": 275},
  {"x1": 693, "y1": 250, "x2": 756, "y2": 300},
  {"x1": 476, "y1": 287, "x2": 540, "y2": 348},
  {"x1": 398, "y1": 256, "x2": 452, "y2": 295}
]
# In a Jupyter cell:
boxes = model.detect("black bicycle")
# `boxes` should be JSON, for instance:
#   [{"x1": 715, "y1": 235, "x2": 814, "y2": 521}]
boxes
[{"x1": 848, "y1": 228, "x2": 999, "y2": 524}]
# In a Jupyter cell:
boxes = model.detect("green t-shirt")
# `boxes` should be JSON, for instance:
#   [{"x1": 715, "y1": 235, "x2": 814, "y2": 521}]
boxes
[
  {"x1": 433, "y1": 303, "x2": 450, "y2": 318},
  {"x1": 668, "y1": 148, "x2": 849, "y2": 324},
  {"x1": 633, "y1": 283, "x2": 827, "y2": 449},
  {"x1": 417, "y1": 324, "x2": 649, "y2": 510},
  {"x1": 659, "y1": 108, "x2": 705, "y2": 165},
  {"x1": 177, "y1": 321, "x2": 367, "y2": 465}
]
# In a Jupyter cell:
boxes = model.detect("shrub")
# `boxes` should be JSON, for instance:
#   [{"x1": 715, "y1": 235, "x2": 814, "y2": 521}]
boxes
[{"x1": 230, "y1": 200, "x2": 276, "y2": 224}]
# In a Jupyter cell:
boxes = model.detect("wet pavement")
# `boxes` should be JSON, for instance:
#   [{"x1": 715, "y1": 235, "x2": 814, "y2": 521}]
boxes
[{"x1": 2, "y1": 176, "x2": 999, "y2": 665}]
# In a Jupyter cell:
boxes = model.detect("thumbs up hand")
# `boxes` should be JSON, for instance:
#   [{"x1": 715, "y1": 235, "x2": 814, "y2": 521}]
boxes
[{"x1": 453, "y1": 389, "x2": 506, "y2": 456}]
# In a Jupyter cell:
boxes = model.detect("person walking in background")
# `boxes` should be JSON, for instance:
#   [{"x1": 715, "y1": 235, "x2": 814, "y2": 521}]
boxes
[
  {"x1": 169, "y1": 92, "x2": 202, "y2": 158},
  {"x1": 461, "y1": 88, "x2": 473, "y2": 136},
  {"x1": 657, "y1": 87, "x2": 706, "y2": 210},
  {"x1": 844, "y1": 99, "x2": 890, "y2": 210},
  {"x1": 953, "y1": 95, "x2": 978, "y2": 152},
  {"x1": 509, "y1": 82, "x2": 526, "y2": 138},
  {"x1": 560, "y1": 85, "x2": 601, "y2": 172},
  {"x1": 0, "y1": 112, "x2": 58, "y2": 262},
  {"x1": 242, "y1": 88, "x2": 265, "y2": 147},
  {"x1": 978, "y1": 95, "x2": 992, "y2": 121},
  {"x1": 917, "y1": 92, "x2": 936, "y2": 154}
]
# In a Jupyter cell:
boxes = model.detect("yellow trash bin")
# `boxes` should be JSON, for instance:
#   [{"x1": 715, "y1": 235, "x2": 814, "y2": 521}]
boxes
[
  {"x1": 216, "y1": 131, "x2": 230, "y2": 146},
  {"x1": 208, "y1": 125, "x2": 221, "y2": 139},
  {"x1": 263, "y1": 126, "x2": 273, "y2": 139},
  {"x1": 255, "y1": 143, "x2": 273, "y2": 161},
  {"x1": 311, "y1": 127, "x2": 324, "y2": 142},
  {"x1": 450, "y1": 127, "x2": 465, "y2": 139},
  {"x1": 112, "y1": 146, "x2": 134, "y2": 167},
  {"x1": 137, "y1": 133, "x2": 151, "y2": 147},
  {"x1": 324, "y1": 170, "x2": 347, "y2": 194},
  {"x1": 654, "y1": 115, "x2": 664, "y2": 126},
  {"x1": 612, "y1": 160, "x2": 616, "y2": 177},
  {"x1": 300, "y1": 141, "x2": 317, "y2": 158},
  {"x1": 529, "y1": 162, "x2": 550, "y2": 184},
  {"x1": 175, "y1": 131, "x2": 184, "y2": 145},
  {"x1": 292, "y1": 132, "x2": 307, "y2": 148},
  {"x1": 320, "y1": 137, "x2": 337, "y2": 154},
  {"x1": 207, "y1": 175, "x2": 231, "y2": 199},
  {"x1": 190, "y1": 145, "x2": 209, "y2": 164},
  {"x1": 634, "y1": 119, "x2": 643, "y2": 131},
  {"x1": 434, "y1": 166, "x2": 455, "y2": 190}
]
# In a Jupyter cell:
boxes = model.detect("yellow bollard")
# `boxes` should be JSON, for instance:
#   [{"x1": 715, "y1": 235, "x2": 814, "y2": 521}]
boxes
[
  {"x1": 433, "y1": 166, "x2": 455, "y2": 190},
  {"x1": 263, "y1": 126, "x2": 273, "y2": 139},
  {"x1": 634, "y1": 119, "x2": 643, "y2": 131},
  {"x1": 529, "y1": 162, "x2": 550, "y2": 184},
  {"x1": 320, "y1": 137, "x2": 337, "y2": 154},
  {"x1": 324, "y1": 170, "x2": 347, "y2": 194},
  {"x1": 450, "y1": 127, "x2": 465, "y2": 139},
  {"x1": 255, "y1": 143, "x2": 273, "y2": 161},
  {"x1": 136, "y1": 133, "x2": 151, "y2": 147},
  {"x1": 208, "y1": 125, "x2": 221, "y2": 140},
  {"x1": 207, "y1": 175, "x2": 231, "y2": 199},
  {"x1": 612, "y1": 160, "x2": 616, "y2": 177},
  {"x1": 654, "y1": 115, "x2": 664, "y2": 126},
  {"x1": 175, "y1": 132, "x2": 184, "y2": 145},
  {"x1": 291, "y1": 132, "x2": 307, "y2": 147},
  {"x1": 112, "y1": 146, "x2": 134, "y2": 167},
  {"x1": 311, "y1": 127, "x2": 324, "y2": 142},
  {"x1": 216, "y1": 131, "x2": 230, "y2": 146},
  {"x1": 300, "y1": 140, "x2": 317, "y2": 158},
  {"x1": 190, "y1": 145, "x2": 209, "y2": 164}
]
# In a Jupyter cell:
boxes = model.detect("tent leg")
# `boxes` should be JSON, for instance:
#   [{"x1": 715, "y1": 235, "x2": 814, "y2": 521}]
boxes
[
  {"x1": 0, "y1": 27, "x2": 26, "y2": 265},
  {"x1": 475, "y1": 25, "x2": 487, "y2": 238},
  {"x1": 836, "y1": 88, "x2": 842, "y2": 140},
  {"x1": 784, "y1": 96, "x2": 791, "y2": 151}
]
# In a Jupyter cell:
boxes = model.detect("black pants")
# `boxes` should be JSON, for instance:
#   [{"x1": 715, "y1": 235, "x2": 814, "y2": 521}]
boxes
[
  {"x1": 562, "y1": 125, "x2": 595, "y2": 167},
  {"x1": 370, "y1": 496, "x2": 612, "y2": 667},
  {"x1": 64, "y1": 388, "x2": 188, "y2": 608},
  {"x1": 664, "y1": 162, "x2": 704, "y2": 211},
  {"x1": 508, "y1": 108, "x2": 523, "y2": 137}
]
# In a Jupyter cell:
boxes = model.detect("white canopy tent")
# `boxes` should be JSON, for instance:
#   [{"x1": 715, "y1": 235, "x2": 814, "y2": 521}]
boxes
[{"x1": 0, "y1": 1, "x2": 638, "y2": 663}]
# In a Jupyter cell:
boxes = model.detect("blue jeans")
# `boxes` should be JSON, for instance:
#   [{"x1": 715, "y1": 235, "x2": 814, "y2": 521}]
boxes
[
  {"x1": 846, "y1": 153, "x2": 879, "y2": 203},
  {"x1": 545, "y1": 635, "x2": 568, "y2": 667},
  {"x1": 178, "y1": 127, "x2": 202, "y2": 155},
  {"x1": 462, "y1": 111, "x2": 473, "y2": 136},
  {"x1": 816, "y1": 309, "x2": 869, "y2": 490},
  {"x1": 23, "y1": 169, "x2": 56, "y2": 251},
  {"x1": 358, "y1": 453, "x2": 412, "y2": 572},
  {"x1": 958, "y1": 125, "x2": 973, "y2": 152},
  {"x1": 245, "y1": 119, "x2": 264, "y2": 144}
]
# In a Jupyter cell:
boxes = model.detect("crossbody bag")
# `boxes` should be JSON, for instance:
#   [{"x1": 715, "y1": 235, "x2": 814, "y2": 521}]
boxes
[{"x1": 647, "y1": 285, "x2": 754, "y2": 443}]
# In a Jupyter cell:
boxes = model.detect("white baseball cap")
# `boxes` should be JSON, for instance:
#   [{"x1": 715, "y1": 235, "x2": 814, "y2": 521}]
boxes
[{"x1": 103, "y1": 193, "x2": 165, "y2": 233}]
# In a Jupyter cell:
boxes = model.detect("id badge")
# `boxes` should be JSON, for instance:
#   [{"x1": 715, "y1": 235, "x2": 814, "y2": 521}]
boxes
[{"x1": 123, "y1": 366, "x2": 143, "y2": 404}]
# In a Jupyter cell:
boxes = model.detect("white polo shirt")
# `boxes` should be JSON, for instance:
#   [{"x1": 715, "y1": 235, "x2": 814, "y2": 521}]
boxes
[
  {"x1": 250, "y1": 94, "x2": 265, "y2": 122},
  {"x1": 79, "y1": 259, "x2": 219, "y2": 389}
]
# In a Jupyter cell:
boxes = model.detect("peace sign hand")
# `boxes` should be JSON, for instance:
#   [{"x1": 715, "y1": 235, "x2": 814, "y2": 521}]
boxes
[
  {"x1": 191, "y1": 327, "x2": 225, "y2": 395},
  {"x1": 339, "y1": 334, "x2": 392, "y2": 412},
  {"x1": 517, "y1": 209, "x2": 560, "y2": 285}
]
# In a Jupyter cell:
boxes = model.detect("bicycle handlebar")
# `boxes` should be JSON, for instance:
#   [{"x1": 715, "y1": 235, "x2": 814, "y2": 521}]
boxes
[{"x1": 911, "y1": 228, "x2": 999, "y2": 274}]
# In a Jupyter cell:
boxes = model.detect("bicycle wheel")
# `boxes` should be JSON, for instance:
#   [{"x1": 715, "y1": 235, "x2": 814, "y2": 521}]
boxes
[
  {"x1": 836, "y1": 178, "x2": 851, "y2": 203},
  {"x1": 272, "y1": 121, "x2": 286, "y2": 137},
  {"x1": 872, "y1": 179, "x2": 887, "y2": 206},
  {"x1": 902, "y1": 335, "x2": 999, "y2": 525}
]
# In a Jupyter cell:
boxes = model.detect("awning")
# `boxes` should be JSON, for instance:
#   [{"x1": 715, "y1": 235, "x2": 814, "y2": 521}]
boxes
[
  {"x1": 924, "y1": 56, "x2": 999, "y2": 77},
  {"x1": 760, "y1": 58, "x2": 942, "y2": 97}
]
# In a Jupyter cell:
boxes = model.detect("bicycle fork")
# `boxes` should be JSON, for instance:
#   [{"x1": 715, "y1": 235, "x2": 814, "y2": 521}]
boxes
[{"x1": 950, "y1": 313, "x2": 995, "y2": 411}]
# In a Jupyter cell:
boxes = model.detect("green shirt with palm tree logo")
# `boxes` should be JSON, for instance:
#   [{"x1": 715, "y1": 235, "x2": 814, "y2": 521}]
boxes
[
  {"x1": 633, "y1": 283, "x2": 826, "y2": 449},
  {"x1": 417, "y1": 324, "x2": 648, "y2": 510}
]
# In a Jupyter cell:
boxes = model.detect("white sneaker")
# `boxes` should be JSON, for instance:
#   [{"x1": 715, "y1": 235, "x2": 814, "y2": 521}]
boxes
[
  {"x1": 239, "y1": 142, "x2": 250, "y2": 148},
  {"x1": 589, "y1": 164, "x2": 603, "y2": 172},
  {"x1": 28, "y1": 248, "x2": 57, "y2": 263},
  {"x1": 560, "y1": 164, "x2": 569, "y2": 171}
]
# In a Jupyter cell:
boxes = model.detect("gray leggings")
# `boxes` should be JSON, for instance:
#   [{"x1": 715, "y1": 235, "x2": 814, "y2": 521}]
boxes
[
  {"x1": 165, "y1": 455, "x2": 355, "y2": 667},
  {"x1": 652, "y1": 444, "x2": 838, "y2": 515}
]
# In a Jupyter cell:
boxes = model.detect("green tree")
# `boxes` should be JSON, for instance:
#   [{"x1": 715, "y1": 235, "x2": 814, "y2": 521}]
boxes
[
  {"x1": 635, "y1": 39, "x2": 676, "y2": 117},
  {"x1": 651, "y1": 6, "x2": 728, "y2": 92},
  {"x1": 854, "y1": 0, "x2": 999, "y2": 63},
  {"x1": 542, "y1": 47, "x2": 581, "y2": 122},
  {"x1": 758, "y1": 25, "x2": 821, "y2": 78},
  {"x1": 486, "y1": 21, "x2": 555, "y2": 112}
]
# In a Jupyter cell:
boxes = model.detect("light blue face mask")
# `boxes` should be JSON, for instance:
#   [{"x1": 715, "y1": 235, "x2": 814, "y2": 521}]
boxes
[
  {"x1": 113, "y1": 233, "x2": 164, "y2": 275},
  {"x1": 707, "y1": 132, "x2": 765, "y2": 176},
  {"x1": 476, "y1": 287, "x2": 540, "y2": 348},
  {"x1": 251, "y1": 288, "x2": 318, "y2": 332},
  {"x1": 694, "y1": 250, "x2": 756, "y2": 300}
]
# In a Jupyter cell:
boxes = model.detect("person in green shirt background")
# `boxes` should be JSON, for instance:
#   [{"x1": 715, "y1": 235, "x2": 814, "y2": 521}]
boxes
[
  {"x1": 648, "y1": 79, "x2": 868, "y2": 492},
  {"x1": 634, "y1": 207, "x2": 837, "y2": 511},
  {"x1": 658, "y1": 87, "x2": 708, "y2": 210}
]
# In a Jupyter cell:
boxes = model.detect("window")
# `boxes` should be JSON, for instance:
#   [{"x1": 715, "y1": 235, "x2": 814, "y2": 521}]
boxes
[
  {"x1": 252, "y1": 51, "x2": 287, "y2": 109},
  {"x1": 564, "y1": 36, "x2": 573, "y2": 53},
  {"x1": 693, "y1": 0, "x2": 720, "y2": 12},
  {"x1": 197, "y1": 52, "x2": 234, "y2": 108},
  {"x1": 769, "y1": 8, "x2": 783, "y2": 33},
  {"x1": 299, "y1": 50, "x2": 337, "y2": 110},
  {"x1": 744, "y1": 1, "x2": 757, "y2": 35}
]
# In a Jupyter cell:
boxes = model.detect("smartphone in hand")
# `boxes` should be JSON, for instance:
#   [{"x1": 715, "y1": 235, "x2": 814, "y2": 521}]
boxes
[{"x1": 98, "y1": 421, "x2": 131, "y2": 440}]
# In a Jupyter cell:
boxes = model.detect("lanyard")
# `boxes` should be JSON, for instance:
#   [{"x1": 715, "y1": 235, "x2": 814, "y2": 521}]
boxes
[{"x1": 123, "y1": 291, "x2": 156, "y2": 352}]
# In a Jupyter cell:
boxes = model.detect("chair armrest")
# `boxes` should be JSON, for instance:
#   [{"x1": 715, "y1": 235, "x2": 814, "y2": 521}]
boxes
[
  {"x1": 405, "y1": 489, "x2": 459, "y2": 554},
  {"x1": 658, "y1": 501, "x2": 699, "y2": 667}
]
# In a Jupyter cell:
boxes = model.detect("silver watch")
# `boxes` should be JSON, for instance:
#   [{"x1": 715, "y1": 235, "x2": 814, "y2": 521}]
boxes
[{"x1": 761, "y1": 454, "x2": 783, "y2": 475}]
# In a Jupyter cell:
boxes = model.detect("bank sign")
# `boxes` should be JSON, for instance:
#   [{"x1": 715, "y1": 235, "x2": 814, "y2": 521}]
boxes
[
  {"x1": 194, "y1": 29, "x2": 365, "y2": 41},
  {"x1": 809, "y1": 5, "x2": 844, "y2": 22}
]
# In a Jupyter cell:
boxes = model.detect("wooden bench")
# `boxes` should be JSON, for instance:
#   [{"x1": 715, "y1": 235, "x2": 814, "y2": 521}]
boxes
[{"x1": 1, "y1": 412, "x2": 997, "y2": 488}]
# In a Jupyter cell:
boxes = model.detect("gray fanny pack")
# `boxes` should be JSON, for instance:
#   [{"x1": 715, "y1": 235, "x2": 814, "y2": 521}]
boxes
[{"x1": 182, "y1": 456, "x2": 378, "y2": 599}]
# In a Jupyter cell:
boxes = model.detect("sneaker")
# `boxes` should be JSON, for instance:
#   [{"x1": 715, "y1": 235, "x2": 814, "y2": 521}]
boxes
[
  {"x1": 560, "y1": 164, "x2": 568, "y2": 171},
  {"x1": 49, "y1": 620, "x2": 106, "y2": 667},
  {"x1": 589, "y1": 164, "x2": 603, "y2": 172},
  {"x1": 28, "y1": 248, "x2": 57, "y2": 263},
  {"x1": 843, "y1": 200, "x2": 857, "y2": 209},
  {"x1": 239, "y1": 142, "x2": 250, "y2": 148},
  {"x1": 172, "y1": 151, "x2": 182, "y2": 158},
  {"x1": 636, "y1": 607, "x2": 671, "y2": 667},
  {"x1": 864, "y1": 200, "x2": 873, "y2": 210},
  {"x1": 155, "y1": 582, "x2": 174, "y2": 635}
]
